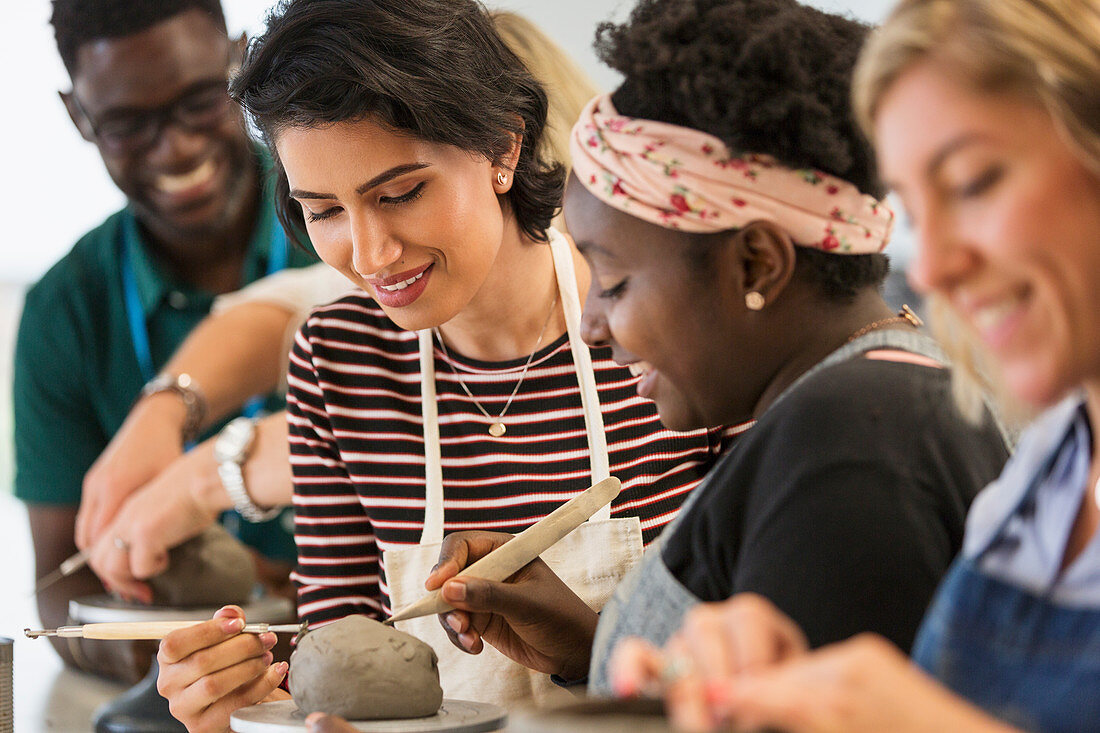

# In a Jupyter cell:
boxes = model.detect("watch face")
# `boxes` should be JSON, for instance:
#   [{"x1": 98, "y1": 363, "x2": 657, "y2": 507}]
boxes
[{"x1": 215, "y1": 418, "x2": 255, "y2": 462}]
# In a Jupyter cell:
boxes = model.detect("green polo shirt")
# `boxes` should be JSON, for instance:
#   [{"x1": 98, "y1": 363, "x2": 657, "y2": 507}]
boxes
[{"x1": 13, "y1": 152, "x2": 315, "y2": 562}]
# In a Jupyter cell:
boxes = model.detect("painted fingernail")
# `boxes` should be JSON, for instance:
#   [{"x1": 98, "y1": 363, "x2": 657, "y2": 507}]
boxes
[
  {"x1": 263, "y1": 651, "x2": 274, "y2": 665},
  {"x1": 705, "y1": 680, "x2": 731, "y2": 707},
  {"x1": 446, "y1": 614, "x2": 462, "y2": 633},
  {"x1": 261, "y1": 632, "x2": 278, "y2": 648},
  {"x1": 222, "y1": 617, "x2": 245, "y2": 633},
  {"x1": 612, "y1": 676, "x2": 637, "y2": 698},
  {"x1": 274, "y1": 661, "x2": 289, "y2": 676},
  {"x1": 443, "y1": 580, "x2": 466, "y2": 602}
]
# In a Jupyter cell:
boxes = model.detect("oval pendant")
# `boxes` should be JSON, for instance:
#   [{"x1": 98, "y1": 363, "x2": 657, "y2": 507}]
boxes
[{"x1": 488, "y1": 422, "x2": 507, "y2": 438}]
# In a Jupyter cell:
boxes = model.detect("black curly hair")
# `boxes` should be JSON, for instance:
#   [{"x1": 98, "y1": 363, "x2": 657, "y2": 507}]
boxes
[
  {"x1": 596, "y1": 0, "x2": 889, "y2": 302},
  {"x1": 51, "y1": 0, "x2": 226, "y2": 77},
  {"x1": 230, "y1": 0, "x2": 564, "y2": 247}
]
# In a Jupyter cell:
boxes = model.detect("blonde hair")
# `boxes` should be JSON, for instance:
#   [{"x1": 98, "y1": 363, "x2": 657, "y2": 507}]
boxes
[
  {"x1": 853, "y1": 0, "x2": 1100, "y2": 425},
  {"x1": 854, "y1": 0, "x2": 1100, "y2": 166},
  {"x1": 925, "y1": 293, "x2": 1031, "y2": 433},
  {"x1": 491, "y1": 11, "x2": 601, "y2": 173}
]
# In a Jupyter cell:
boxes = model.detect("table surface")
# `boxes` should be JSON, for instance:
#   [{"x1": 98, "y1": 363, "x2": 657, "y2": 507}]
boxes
[{"x1": 2, "y1": 491, "x2": 129, "y2": 732}]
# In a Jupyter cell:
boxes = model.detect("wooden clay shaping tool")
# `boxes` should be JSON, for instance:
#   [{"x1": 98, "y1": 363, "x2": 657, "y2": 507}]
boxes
[
  {"x1": 385, "y1": 476, "x2": 621, "y2": 626},
  {"x1": 25, "y1": 620, "x2": 306, "y2": 640}
]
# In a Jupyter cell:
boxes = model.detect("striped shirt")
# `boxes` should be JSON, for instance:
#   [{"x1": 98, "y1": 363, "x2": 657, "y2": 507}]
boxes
[{"x1": 287, "y1": 294, "x2": 742, "y2": 625}]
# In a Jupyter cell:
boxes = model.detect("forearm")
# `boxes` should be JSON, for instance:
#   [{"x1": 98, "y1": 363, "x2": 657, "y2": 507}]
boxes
[
  {"x1": 78, "y1": 304, "x2": 297, "y2": 545},
  {"x1": 190, "y1": 412, "x2": 293, "y2": 516},
  {"x1": 160, "y1": 303, "x2": 297, "y2": 429}
]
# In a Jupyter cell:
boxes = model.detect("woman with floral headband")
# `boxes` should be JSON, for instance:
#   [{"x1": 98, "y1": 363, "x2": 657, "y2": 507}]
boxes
[
  {"x1": 410, "y1": 0, "x2": 1011, "y2": 702},
  {"x1": 606, "y1": 1, "x2": 1100, "y2": 732}
]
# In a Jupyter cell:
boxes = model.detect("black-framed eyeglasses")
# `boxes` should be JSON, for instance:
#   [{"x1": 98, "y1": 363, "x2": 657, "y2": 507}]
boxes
[{"x1": 71, "y1": 75, "x2": 237, "y2": 156}]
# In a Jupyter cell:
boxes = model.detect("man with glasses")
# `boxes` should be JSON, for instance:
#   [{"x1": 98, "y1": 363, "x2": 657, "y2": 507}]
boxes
[{"x1": 13, "y1": 0, "x2": 315, "y2": 684}]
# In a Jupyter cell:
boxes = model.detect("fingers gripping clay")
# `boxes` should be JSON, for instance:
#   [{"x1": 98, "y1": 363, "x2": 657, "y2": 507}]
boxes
[
  {"x1": 289, "y1": 615, "x2": 443, "y2": 719},
  {"x1": 148, "y1": 525, "x2": 258, "y2": 607}
]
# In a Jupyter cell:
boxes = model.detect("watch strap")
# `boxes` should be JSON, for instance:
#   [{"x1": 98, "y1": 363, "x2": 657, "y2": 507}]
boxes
[
  {"x1": 140, "y1": 373, "x2": 207, "y2": 444},
  {"x1": 218, "y1": 457, "x2": 281, "y2": 523}
]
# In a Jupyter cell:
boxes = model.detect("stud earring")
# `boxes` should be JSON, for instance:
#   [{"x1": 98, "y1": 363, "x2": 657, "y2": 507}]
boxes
[
  {"x1": 745, "y1": 291, "x2": 765, "y2": 311},
  {"x1": 496, "y1": 172, "x2": 508, "y2": 186}
]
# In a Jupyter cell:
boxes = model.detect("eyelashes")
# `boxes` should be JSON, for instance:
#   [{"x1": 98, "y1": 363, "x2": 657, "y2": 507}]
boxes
[
  {"x1": 953, "y1": 165, "x2": 1004, "y2": 199},
  {"x1": 380, "y1": 181, "x2": 425, "y2": 207},
  {"x1": 306, "y1": 207, "x2": 339, "y2": 223},
  {"x1": 303, "y1": 181, "x2": 428, "y2": 222},
  {"x1": 599, "y1": 280, "x2": 627, "y2": 299}
]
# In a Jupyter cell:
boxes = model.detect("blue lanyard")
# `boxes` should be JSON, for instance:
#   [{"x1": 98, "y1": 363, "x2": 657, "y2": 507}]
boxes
[{"x1": 120, "y1": 221, "x2": 289, "y2": 418}]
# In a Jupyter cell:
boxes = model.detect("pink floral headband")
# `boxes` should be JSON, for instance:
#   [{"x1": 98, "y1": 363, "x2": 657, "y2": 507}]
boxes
[{"x1": 569, "y1": 94, "x2": 894, "y2": 254}]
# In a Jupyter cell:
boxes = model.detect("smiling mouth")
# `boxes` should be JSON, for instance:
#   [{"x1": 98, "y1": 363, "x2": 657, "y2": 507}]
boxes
[
  {"x1": 154, "y1": 159, "x2": 217, "y2": 194},
  {"x1": 970, "y1": 292, "x2": 1025, "y2": 334},
  {"x1": 378, "y1": 271, "x2": 426, "y2": 292},
  {"x1": 625, "y1": 360, "x2": 661, "y2": 400},
  {"x1": 959, "y1": 286, "x2": 1031, "y2": 351}
]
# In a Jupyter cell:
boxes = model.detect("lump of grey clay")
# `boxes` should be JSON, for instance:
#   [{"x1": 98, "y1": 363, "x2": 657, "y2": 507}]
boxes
[
  {"x1": 148, "y1": 525, "x2": 257, "y2": 607},
  {"x1": 289, "y1": 615, "x2": 443, "y2": 720}
]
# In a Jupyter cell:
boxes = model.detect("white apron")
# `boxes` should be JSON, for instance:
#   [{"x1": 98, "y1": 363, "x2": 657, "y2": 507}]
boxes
[{"x1": 382, "y1": 229, "x2": 644, "y2": 708}]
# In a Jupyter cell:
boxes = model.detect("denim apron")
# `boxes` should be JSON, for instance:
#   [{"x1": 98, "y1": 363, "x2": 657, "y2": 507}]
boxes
[
  {"x1": 587, "y1": 328, "x2": 948, "y2": 694},
  {"x1": 911, "y1": 431, "x2": 1100, "y2": 733}
]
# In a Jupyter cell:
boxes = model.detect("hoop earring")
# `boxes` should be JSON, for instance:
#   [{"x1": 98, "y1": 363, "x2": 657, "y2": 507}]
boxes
[
  {"x1": 496, "y1": 172, "x2": 508, "y2": 186},
  {"x1": 745, "y1": 291, "x2": 765, "y2": 311}
]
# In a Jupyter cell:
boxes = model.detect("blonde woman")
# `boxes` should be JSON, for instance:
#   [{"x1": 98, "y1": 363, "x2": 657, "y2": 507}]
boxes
[{"x1": 609, "y1": 1, "x2": 1100, "y2": 732}]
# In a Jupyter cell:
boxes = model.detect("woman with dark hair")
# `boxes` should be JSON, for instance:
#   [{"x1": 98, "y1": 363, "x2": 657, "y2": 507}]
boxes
[
  {"x1": 152, "y1": 0, "x2": 735, "y2": 729},
  {"x1": 607, "y1": 0, "x2": 1100, "y2": 731},
  {"x1": 408, "y1": 0, "x2": 1010, "y2": 714}
]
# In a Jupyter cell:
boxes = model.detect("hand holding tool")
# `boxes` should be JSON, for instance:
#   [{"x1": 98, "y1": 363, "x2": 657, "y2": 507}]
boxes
[
  {"x1": 32, "y1": 550, "x2": 89, "y2": 595},
  {"x1": 385, "y1": 476, "x2": 621, "y2": 626}
]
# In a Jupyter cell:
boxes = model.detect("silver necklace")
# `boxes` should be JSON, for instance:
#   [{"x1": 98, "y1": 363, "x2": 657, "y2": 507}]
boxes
[{"x1": 434, "y1": 291, "x2": 559, "y2": 437}]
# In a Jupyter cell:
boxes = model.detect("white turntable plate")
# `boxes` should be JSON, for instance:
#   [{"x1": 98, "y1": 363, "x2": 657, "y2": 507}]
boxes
[{"x1": 230, "y1": 699, "x2": 506, "y2": 733}]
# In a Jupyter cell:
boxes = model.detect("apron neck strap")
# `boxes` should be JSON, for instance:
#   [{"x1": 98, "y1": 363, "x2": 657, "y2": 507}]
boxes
[
  {"x1": 974, "y1": 428, "x2": 1074, "y2": 561},
  {"x1": 418, "y1": 329, "x2": 446, "y2": 546},
  {"x1": 416, "y1": 229, "x2": 611, "y2": 545}
]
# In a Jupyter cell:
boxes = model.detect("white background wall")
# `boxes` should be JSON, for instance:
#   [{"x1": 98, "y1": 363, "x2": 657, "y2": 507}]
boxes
[{"x1": 2, "y1": 0, "x2": 890, "y2": 285}]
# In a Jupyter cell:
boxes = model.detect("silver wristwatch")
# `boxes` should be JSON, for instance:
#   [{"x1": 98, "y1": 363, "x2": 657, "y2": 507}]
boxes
[
  {"x1": 214, "y1": 417, "x2": 280, "y2": 523},
  {"x1": 141, "y1": 372, "x2": 206, "y2": 444}
]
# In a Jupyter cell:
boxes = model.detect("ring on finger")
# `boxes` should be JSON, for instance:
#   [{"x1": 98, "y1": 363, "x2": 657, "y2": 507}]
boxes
[{"x1": 113, "y1": 536, "x2": 130, "y2": 552}]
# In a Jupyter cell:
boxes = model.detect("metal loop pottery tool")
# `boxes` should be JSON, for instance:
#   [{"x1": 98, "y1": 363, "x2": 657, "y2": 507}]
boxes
[
  {"x1": 31, "y1": 550, "x2": 89, "y2": 595},
  {"x1": 385, "y1": 476, "x2": 621, "y2": 626},
  {"x1": 24, "y1": 620, "x2": 307, "y2": 641}
]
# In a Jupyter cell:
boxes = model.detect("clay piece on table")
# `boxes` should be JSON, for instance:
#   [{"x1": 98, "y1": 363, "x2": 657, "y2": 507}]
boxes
[
  {"x1": 148, "y1": 525, "x2": 257, "y2": 607},
  {"x1": 289, "y1": 615, "x2": 443, "y2": 720}
]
